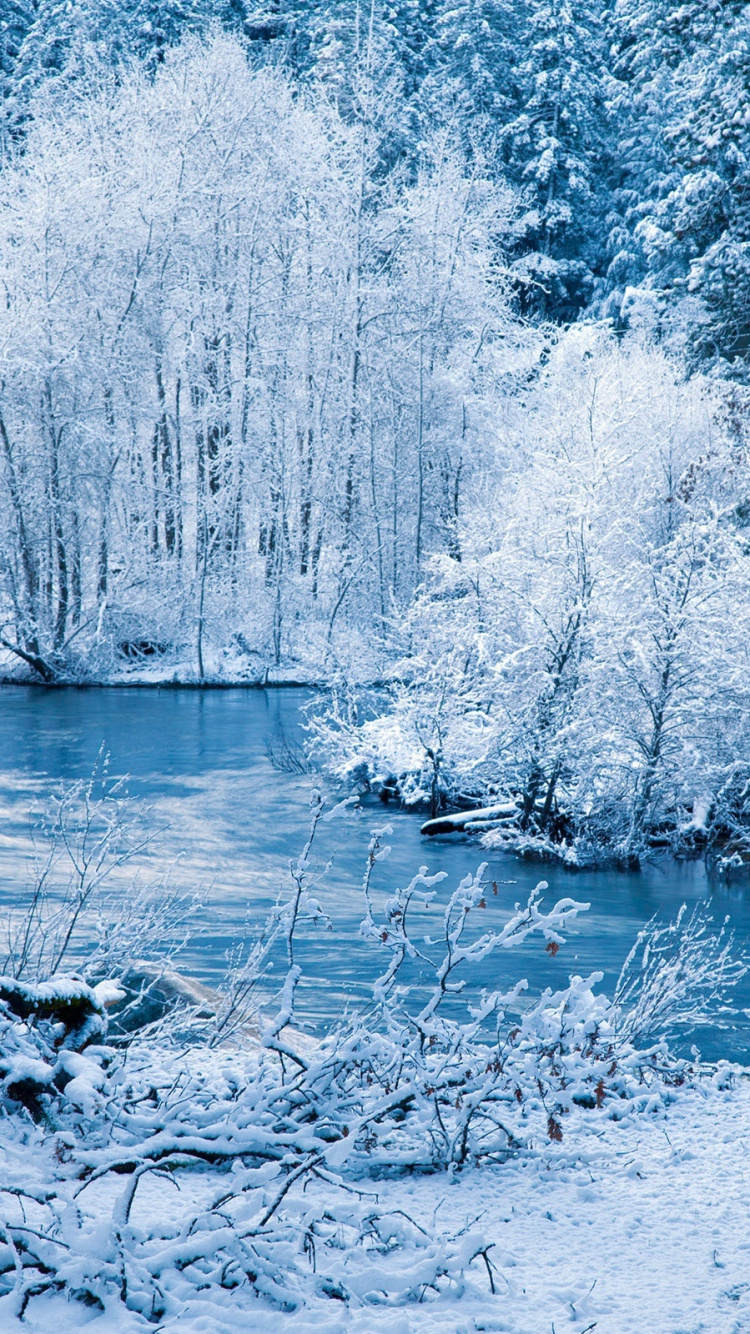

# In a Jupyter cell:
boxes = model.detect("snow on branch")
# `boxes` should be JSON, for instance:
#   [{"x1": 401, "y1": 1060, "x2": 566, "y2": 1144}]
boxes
[{"x1": 0, "y1": 808, "x2": 742, "y2": 1325}]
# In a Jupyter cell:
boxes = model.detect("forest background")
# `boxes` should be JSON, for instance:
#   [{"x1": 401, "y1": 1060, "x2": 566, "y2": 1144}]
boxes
[{"x1": 3, "y1": 0, "x2": 750, "y2": 862}]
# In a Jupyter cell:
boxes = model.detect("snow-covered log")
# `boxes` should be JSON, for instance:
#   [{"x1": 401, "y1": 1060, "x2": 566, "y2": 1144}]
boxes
[{"x1": 421, "y1": 802, "x2": 519, "y2": 835}]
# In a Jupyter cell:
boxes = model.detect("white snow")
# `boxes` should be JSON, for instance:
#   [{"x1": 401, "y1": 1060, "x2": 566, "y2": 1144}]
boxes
[
  {"x1": 4, "y1": 1075, "x2": 750, "y2": 1333},
  {"x1": 93, "y1": 982, "x2": 127, "y2": 1008},
  {"x1": 421, "y1": 804, "x2": 519, "y2": 835}
]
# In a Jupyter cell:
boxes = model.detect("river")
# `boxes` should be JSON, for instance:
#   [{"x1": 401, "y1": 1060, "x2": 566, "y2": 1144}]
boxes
[{"x1": 0, "y1": 685, "x2": 747, "y2": 1060}]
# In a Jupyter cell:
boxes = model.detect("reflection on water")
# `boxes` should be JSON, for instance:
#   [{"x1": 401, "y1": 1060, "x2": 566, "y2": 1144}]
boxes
[{"x1": 0, "y1": 685, "x2": 748, "y2": 1061}]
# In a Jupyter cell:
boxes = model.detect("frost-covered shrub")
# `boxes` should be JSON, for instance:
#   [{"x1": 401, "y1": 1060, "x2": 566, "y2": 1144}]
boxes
[
  {"x1": 0, "y1": 755, "x2": 201, "y2": 986},
  {"x1": 705, "y1": 763, "x2": 750, "y2": 871},
  {"x1": 613, "y1": 905, "x2": 746, "y2": 1048},
  {"x1": 1, "y1": 798, "x2": 741, "y2": 1324}
]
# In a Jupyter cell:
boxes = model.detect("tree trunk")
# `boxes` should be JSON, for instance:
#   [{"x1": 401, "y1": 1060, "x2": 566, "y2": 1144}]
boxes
[
  {"x1": 155, "y1": 357, "x2": 175, "y2": 556},
  {"x1": 43, "y1": 382, "x2": 68, "y2": 652},
  {"x1": 0, "y1": 405, "x2": 39, "y2": 642}
]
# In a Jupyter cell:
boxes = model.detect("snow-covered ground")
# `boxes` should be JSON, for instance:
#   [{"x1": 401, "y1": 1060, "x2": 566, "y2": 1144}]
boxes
[{"x1": 6, "y1": 1075, "x2": 749, "y2": 1334}]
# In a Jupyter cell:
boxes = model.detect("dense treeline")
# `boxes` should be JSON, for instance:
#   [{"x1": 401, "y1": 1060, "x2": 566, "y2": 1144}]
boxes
[
  {"x1": 5, "y1": 0, "x2": 750, "y2": 352},
  {"x1": 0, "y1": 37, "x2": 527, "y2": 679}
]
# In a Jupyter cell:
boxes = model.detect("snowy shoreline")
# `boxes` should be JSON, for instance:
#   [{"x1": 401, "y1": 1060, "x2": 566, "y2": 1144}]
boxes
[
  {"x1": 0, "y1": 675, "x2": 326, "y2": 689},
  {"x1": 0, "y1": 659, "x2": 332, "y2": 690}
]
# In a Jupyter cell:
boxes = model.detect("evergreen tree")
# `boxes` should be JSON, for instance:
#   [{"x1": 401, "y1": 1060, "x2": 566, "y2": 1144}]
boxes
[
  {"x1": 384, "y1": 0, "x2": 441, "y2": 100},
  {"x1": 0, "y1": 2, "x2": 35, "y2": 153},
  {"x1": 498, "y1": 0, "x2": 613, "y2": 320},
  {"x1": 607, "y1": 0, "x2": 750, "y2": 376},
  {"x1": 660, "y1": 9, "x2": 750, "y2": 374},
  {"x1": 5, "y1": 0, "x2": 249, "y2": 131},
  {"x1": 0, "y1": 0, "x2": 37, "y2": 121},
  {"x1": 427, "y1": 1, "x2": 518, "y2": 127}
]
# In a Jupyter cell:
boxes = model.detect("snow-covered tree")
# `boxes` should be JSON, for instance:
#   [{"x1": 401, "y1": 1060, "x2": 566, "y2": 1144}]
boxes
[
  {"x1": 498, "y1": 0, "x2": 612, "y2": 319},
  {"x1": 313, "y1": 328, "x2": 750, "y2": 862},
  {"x1": 607, "y1": 1, "x2": 750, "y2": 376},
  {"x1": 0, "y1": 33, "x2": 524, "y2": 681}
]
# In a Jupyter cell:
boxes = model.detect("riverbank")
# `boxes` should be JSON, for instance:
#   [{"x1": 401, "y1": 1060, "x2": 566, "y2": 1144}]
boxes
[
  {"x1": 0, "y1": 653, "x2": 330, "y2": 690},
  {"x1": 0, "y1": 628, "x2": 384, "y2": 691},
  {"x1": 3, "y1": 1068, "x2": 746, "y2": 1333},
  {"x1": 0, "y1": 673, "x2": 327, "y2": 688},
  {"x1": 1, "y1": 683, "x2": 748, "y2": 1061}
]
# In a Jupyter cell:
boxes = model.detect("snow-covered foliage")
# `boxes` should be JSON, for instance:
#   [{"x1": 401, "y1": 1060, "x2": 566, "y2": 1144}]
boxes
[
  {"x1": 5, "y1": 1, "x2": 750, "y2": 356},
  {"x1": 0, "y1": 797, "x2": 740, "y2": 1324},
  {"x1": 3, "y1": 7, "x2": 750, "y2": 1324},
  {"x1": 0, "y1": 33, "x2": 526, "y2": 685},
  {"x1": 311, "y1": 330, "x2": 750, "y2": 863},
  {"x1": 2, "y1": 28, "x2": 750, "y2": 867},
  {"x1": 0, "y1": 753, "x2": 200, "y2": 986},
  {"x1": 0, "y1": 973, "x2": 117, "y2": 1121},
  {"x1": 613, "y1": 905, "x2": 747, "y2": 1048}
]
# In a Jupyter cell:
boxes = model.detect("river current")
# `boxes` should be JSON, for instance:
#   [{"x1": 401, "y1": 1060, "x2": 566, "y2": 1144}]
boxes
[{"x1": 0, "y1": 685, "x2": 748, "y2": 1060}]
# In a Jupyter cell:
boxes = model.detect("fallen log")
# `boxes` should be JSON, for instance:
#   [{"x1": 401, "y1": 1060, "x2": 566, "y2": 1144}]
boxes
[{"x1": 421, "y1": 802, "x2": 519, "y2": 836}]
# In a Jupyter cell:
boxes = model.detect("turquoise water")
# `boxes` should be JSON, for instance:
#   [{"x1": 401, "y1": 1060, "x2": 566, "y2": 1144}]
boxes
[{"x1": 0, "y1": 685, "x2": 747, "y2": 1060}]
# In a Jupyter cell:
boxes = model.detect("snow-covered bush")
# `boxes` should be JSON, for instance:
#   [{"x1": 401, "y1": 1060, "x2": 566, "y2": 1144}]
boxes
[
  {"x1": 704, "y1": 763, "x2": 750, "y2": 872},
  {"x1": 0, "y1": 753, "x2": 201, "y2": 987},
  {"x1": 1, "y1": 795, "x2": 741, "y2": 1324},
  {"x1": 0, "y1": 973, "x2": 121, "y2": 1121},
  {"x1": 613, "y1": 905, "x2": 747, "y2": 1048}
]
